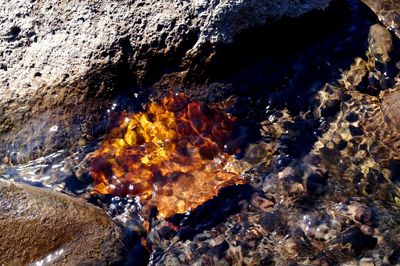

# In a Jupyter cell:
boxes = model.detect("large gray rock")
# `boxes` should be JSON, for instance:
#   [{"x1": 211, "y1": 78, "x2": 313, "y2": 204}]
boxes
[
  {"x1": 0, "y1": 0, "x2": 332, "y2": 161},
  {"x1": 0, "y1": 179, "x2": 125, "y2": 265}
]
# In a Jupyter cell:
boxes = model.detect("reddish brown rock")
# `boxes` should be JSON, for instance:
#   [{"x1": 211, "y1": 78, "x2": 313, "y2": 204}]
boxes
[{"x1": 0, "y1": 180, "x2": 125, "y2": 265}]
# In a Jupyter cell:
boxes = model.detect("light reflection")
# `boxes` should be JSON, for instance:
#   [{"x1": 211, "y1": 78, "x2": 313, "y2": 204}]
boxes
[
  {"x1": 1, "y1": 149, "x2": 83, "y2": 190},
  {"x1": 89, "y1": 93, "x2": 248, "y2": 218},
  {"x1": 49, "y1": 125, "x2": 58, "y2": 132},
  {"x1": 33, "y1": 248, "x2": 64, "y2": 266}
]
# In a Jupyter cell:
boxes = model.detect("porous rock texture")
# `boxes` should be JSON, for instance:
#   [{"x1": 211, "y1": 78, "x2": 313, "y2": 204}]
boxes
[
  {"x1": 0, "y1": 179, "x2": 125, "y2": 265},
  {"x1": 0, "y1": 0, "x2": 332, "y2": 160}
]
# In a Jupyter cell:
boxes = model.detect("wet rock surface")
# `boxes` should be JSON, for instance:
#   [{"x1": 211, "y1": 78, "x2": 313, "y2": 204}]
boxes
[{"x1": 0, "y1": 179, "x2": 125, "y2": 265}]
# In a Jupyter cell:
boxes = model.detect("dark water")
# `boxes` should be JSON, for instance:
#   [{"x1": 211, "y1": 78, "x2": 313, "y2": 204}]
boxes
[{"x1": 2, "y1": 0, "x2": 399, "y2": 264}]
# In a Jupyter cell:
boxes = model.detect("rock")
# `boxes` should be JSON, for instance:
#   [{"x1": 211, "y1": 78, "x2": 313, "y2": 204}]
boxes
[
  {"x1": 0, "y1": 0, "x2": 333, "y2": 159},
  {"x1": 359, "y1": 257, "x2": 375, "y2": 266},
  {"x1": 381, "y1": 86, "x2": 400, "y2": 130},
  {"x1": 343, "y1": 23, "x2": 394, "y2": 92},
  {"x1": 368, "y1": 24, "x2": 393, "y2": 64},
  {"x1": 361, "y1": 0, "x2": 400, "y2": 39},
  {"x1": 338, "y1": 227, "x2": 378, "y2": 256},
  {"x1": 260, "y1": 210, "x2": 287, "y2": 233},
  {"x1": 0, "y1": 179, "x2": 125, "y2": 265}
]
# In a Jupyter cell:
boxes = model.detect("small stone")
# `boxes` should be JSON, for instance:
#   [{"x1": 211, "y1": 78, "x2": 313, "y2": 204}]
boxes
[
  {"x1": 368, "y1": 24, "x2": 392, "y2": 63},
  {"x1": 251, "y1": 193, "x2": 274, "y2": 211},
  {"x1": 359, "y1": 257, "x2": 375, "y2": 266},
  {"x1": 260, "y1": 253, "x2": 275, "y2": 266},
  {"x1": 260, "y1": 210, "x2": 287, "y2": 233},
  {"x1": 339, "y1": 227, "x2": 377, "y2": 255},
  {"x1": 305, "y1": 172, "x2": 328, "y2": 196},
  {"x1": 208, "y1": 241, "x2": 229, "y2": 260},
  {"x1": 348, "y1": 202, "x2": 378, "y2": 227},
  {"x1": 0, "y1": 62, "x2": 7, "y2": 71}
]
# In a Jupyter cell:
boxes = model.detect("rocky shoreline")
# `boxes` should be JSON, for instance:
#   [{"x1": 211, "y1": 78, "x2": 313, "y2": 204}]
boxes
[{"x1": 1, "y1": 0, "x2": 400, "y2": 265}]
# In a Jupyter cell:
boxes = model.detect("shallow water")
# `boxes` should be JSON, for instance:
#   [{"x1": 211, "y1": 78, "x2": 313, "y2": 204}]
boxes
[{"x1": 1, "y1": 0, "x2": 400, "y2": 264}]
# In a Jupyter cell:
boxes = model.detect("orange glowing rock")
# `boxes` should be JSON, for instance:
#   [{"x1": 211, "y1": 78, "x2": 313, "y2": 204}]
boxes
[{"x1": 88, "y1": 93, "x2": 246, "y2": 218}]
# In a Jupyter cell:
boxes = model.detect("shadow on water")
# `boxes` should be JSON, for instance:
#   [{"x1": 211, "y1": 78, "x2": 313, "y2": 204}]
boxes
[{"x1": 170, "y1": 184, "x2": 256, "y2": 240}]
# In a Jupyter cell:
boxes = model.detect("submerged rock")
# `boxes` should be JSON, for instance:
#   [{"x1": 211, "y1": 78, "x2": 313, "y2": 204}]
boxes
[
  {"x1": 361, "y1": 0, "x2": 400, "y2": 38},
  {"x1": 381, "y1": 87, "x2": 400, "y2": 130},
  {"x1": 368, "y1": 24, "x2": 393, "y2": 64},
  {"x1": 148, "y1": 20, "x2": 400, "y2": 266},
  {"x1": 0, "y1": 179, "x2": 125, "y2": 265},
  {"x1": 0, "y1": 0, "x2": 333, "y2": 160}
]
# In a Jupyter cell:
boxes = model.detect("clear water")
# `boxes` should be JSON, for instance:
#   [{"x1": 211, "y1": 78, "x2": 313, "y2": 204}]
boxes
[{"x1": 1, "y1": 0, "x2": 400, "y2": 264}]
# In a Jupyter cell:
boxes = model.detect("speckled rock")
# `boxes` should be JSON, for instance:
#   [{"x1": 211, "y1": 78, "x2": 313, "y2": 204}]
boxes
[
  {"x1": 0, "y1": 179, "x2": 125, "y2": 265},
  {"x1": 0, "y1": 0, "x2": 333, "y2": 160},
  {"x1": 361, "y1": 0, "x2": 400, "y2": 38}
]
